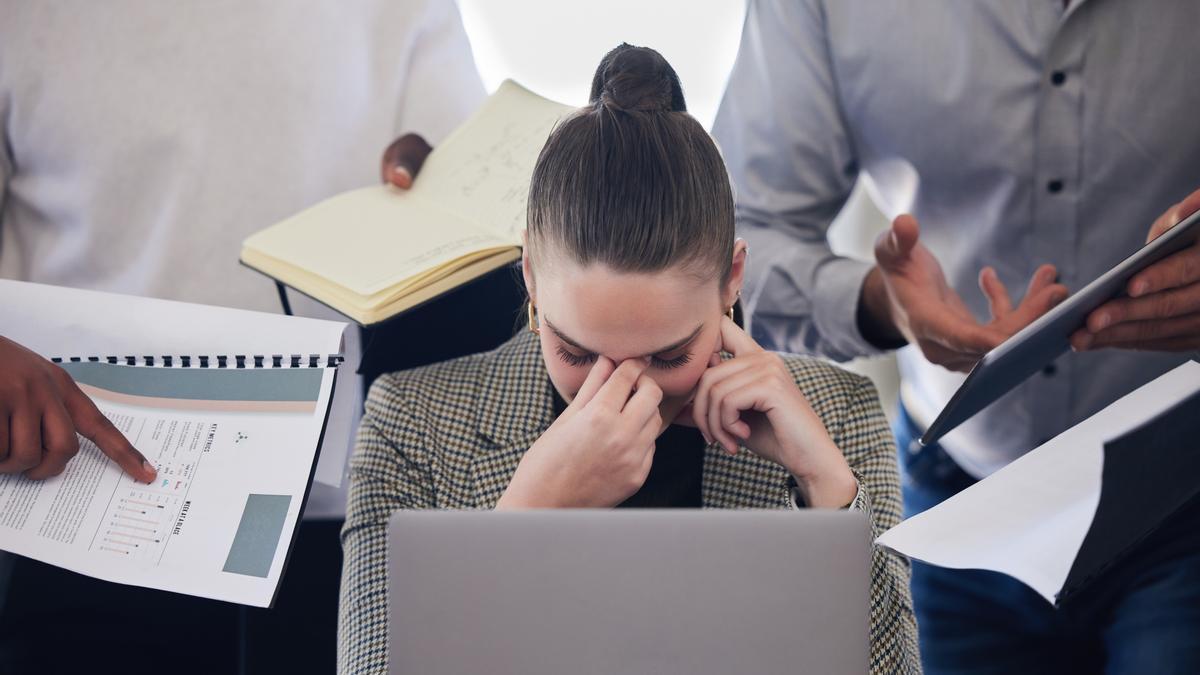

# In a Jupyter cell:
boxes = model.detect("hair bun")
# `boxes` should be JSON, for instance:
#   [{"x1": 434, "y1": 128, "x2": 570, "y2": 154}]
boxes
[{"x1": 590, "y1": 43, "x2": 687, "y2": 114}]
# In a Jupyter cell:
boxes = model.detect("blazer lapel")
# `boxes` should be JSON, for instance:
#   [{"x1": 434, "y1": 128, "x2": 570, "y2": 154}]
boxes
[{"x1": 471, "y1": 332, "x2": 557, "y2": 509}]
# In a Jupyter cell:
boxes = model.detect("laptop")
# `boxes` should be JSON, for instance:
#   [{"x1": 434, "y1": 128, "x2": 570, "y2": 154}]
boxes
[{"x1": 387, "y1": 509, "x2": 869, "y2": 675}]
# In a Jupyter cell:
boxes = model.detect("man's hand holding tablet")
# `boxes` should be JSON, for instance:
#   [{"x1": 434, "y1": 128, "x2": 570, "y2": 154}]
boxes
[
  {"x1": 921, "y1": 188, "x2": 1200, "y2": 445},
  {"x1": 1072, "y1": 187, "x2": 1200, "y2": 353}
]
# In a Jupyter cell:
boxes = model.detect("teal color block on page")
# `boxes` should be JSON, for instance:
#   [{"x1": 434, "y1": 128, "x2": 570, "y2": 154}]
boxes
[{"x1": 223, "y1": 494, "x2": 291, "y2": 578}]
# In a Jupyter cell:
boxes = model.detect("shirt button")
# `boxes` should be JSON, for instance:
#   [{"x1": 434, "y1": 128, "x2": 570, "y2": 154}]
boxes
[
  {"x1": 1051, "y1": 71, "x2": 1067, "y2": 86},
  {"x1": 1042, "y1": 364, "x2": 1057, "y2": 377},
  {"x1": 1047, "y1": 179, "x2": 1064, "y2": 194}
]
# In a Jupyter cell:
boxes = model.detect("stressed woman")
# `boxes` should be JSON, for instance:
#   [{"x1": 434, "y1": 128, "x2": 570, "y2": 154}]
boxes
[{"x1": 339, "y1": 45, "x2": 919, "y2": 674}]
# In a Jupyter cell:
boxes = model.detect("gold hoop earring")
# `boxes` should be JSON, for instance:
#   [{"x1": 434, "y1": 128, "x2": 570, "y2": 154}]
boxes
[
  {"x1": 725, "y1": 289, "x2": 741, "y2": 322},
  {"x1": 527, "y1": 301, "x2": 540, "y2": 334}
]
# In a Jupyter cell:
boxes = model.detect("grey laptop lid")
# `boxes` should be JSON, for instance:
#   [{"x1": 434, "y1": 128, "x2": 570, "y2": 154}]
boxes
[{"x1": 387, "y1": 509, "x2": 869, "y2": 675}]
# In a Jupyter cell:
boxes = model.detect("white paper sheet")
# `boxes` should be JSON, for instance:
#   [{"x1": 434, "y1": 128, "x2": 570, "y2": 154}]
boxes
[
  {"x1": 0, "y1": 361, "x2": 335, "y2": 607},
  {"x1": 876, "y1": 361, "x2": 1200, "y2": 604},
  {"x1": 0, "y1": 279, "x2": 353, "y2": 487}
]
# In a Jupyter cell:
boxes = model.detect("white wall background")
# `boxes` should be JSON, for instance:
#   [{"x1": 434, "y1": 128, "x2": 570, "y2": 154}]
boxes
[{"x1": 457, "y1": 0, "x2": 900, "y2": 417}]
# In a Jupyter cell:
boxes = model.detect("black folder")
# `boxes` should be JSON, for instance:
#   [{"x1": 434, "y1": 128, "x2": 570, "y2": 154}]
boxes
[{"x1": 1056, "y1": 387, "x2": 1200, "y2": 604}]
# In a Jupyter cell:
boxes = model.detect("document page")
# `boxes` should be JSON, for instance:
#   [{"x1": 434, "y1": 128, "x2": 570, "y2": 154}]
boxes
[
  {"x1": 876, "y1": 361, "x2": 1200, "y2": 604},
  {"x1": 0, "y1": 362, "x2": 335, "y2": 607},
  {"x1": 0, "y1": 279, "x2": 352, "y2": 487}
]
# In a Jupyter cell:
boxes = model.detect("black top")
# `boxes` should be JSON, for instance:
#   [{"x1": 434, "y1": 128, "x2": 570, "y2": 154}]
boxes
[{"x1": 551, "y1": 386, "x2": 704, "y2": 508}]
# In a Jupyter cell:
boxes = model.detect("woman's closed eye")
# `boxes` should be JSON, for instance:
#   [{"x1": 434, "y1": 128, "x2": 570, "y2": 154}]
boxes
[{"x1": 555, "y1": 346, "x2": 693, "y2": 370}]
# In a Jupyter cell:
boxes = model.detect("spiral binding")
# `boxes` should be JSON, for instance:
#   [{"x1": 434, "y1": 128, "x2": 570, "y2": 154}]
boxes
[{"x1": 51, "y1": 354, "x2": 344, "y2": 368}]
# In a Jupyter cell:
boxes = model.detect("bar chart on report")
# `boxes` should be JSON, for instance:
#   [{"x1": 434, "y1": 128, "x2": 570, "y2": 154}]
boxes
[{"x1": 90, "y1": 415, "x2": 214, "y2": 563}]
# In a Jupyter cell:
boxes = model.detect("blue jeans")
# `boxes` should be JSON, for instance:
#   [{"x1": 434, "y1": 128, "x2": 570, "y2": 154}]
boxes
[{"x1": 894, "y1": 405, "x2": 1200, "y2": 674}]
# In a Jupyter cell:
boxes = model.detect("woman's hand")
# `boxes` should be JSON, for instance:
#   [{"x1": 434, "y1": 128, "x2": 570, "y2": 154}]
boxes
[
  {"x1": 687, "y1": 317, "x2": 858, "y2": 508},
  {"x1": 497, "y1": 357, "x2": 662, "y2": 509}
]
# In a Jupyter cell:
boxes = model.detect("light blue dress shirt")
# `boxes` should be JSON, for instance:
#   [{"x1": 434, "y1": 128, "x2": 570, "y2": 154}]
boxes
[{"x1": 714, "y1": 0, "x2": 1200, "y2": 477}]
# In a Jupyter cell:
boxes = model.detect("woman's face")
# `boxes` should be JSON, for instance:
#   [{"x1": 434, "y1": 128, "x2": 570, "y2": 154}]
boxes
[{"x1": 524, "y1": 241, "x2": 746, "y2": 428}]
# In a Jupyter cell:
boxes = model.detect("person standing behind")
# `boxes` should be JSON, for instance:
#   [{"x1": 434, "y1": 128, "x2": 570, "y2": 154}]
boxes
[
  {"x1": 0, "y1": 2, "x2": 484, "y2": 672},
  {"x1": 713, "y1": 0, "x2": 1200, "y2": 672}
]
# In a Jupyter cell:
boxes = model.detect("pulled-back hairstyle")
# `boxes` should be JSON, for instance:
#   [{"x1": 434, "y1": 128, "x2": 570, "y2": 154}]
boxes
[{"x1": 526, "y1": 44, "x2": 736, "y2": 286}]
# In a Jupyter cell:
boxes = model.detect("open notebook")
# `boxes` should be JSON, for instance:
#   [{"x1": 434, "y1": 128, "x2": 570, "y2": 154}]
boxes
[{"x1": 240, "y1": 80, "x2": 574, "y2": 325}]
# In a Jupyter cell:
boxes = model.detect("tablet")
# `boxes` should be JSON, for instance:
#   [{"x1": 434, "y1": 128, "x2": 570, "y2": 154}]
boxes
[{"x1": 921, "y1": 207, "x2": 1200, "y2": 447}]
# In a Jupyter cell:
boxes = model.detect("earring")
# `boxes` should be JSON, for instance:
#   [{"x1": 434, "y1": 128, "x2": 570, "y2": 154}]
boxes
[
  {"x1": 725, "y1": 289, "x2": 741, "y2": 321},
  {"x1": 527, "y1": 301, "x2": 540, "y2": 334}
]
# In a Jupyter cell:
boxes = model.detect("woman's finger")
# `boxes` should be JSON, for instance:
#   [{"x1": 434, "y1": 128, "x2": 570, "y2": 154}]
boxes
[
  {"x1": 705, "y1": 372, "x2": 751, "y2": 456},
  {"x1": 571, "y1": 355, "x2": 615, "y2": 409},
  {"x1": 594, "y1": 359, "x2": 650, "y2": 411},
  {"x1": 692, "y1": 355, "x2": 759, "y2": 444},
  {"x1": 624, "y1": 374, "x2": 663, "y2": 426},
  {"x1": 721, "y1": 388, "x2": 770, "y2": 446},
  {"x1": 714, "y1": 314, "x2": 764, "y2": 357},
  {"x1": 708, "y1": 368, "x2": 773, "y2": 448}
]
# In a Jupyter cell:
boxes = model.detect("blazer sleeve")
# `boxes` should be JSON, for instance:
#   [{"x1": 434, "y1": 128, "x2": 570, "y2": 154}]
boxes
[
  {"x1": 834, "y1": 377, "x2": 922, "y2": 674},
  {"x1": 338, "y1": 374, "x2": 437, "y2": 675}
]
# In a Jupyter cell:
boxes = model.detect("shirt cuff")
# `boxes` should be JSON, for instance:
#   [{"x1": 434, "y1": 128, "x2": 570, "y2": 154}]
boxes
[{"x1": 787, "y1": 475, "x2": 865, "y2": 511}]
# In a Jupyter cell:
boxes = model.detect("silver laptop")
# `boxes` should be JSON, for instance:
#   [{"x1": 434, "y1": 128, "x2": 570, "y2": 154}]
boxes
[{"x1": 387, "y1": 509, "x2": 869, "y2": 675}]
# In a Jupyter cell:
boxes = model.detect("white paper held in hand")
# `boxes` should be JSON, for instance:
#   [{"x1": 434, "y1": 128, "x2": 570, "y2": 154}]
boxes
[{"x1": 876, "y1": 361, "x2": 1200, "y2": 604}]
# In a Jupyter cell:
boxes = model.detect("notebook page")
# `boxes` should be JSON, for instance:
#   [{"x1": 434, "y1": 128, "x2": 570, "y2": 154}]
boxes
[
  {"x1": 240, "y1": 81, "x2": 571, "y2": 300},
  {"x1": 241, "y1": 186, "x2": 512, "y2": 298},
  {"x1": 416, "y1": 79, "x2": 575, "y2": 243}
]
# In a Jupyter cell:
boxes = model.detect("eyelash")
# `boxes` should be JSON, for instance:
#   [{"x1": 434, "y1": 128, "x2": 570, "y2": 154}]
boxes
[{"x1": 555, "y1": 346, "x2": 693, "y2": 370}]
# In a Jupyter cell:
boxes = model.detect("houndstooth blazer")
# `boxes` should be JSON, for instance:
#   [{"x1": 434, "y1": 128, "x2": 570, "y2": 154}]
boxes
[{"x1": 338, "y1": 330, "x2": 921, "y2": 674}]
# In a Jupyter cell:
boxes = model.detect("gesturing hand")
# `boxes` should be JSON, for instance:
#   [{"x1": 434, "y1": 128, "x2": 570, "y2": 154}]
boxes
[
  {"x1": 0, "y1": 336, "x2": 157, "y2": 482},
  {"x1": 862, "y1": 214, "x2": 1069, "y2": 372},
  {"x1": 682, "y1": 317, "x2": 858, "y2": 508},
  {"x1": 1071, "y1": 187, "x2": 1200, "y2": 352},
  {"x1": 497, "y1": 357, "x2": 662, "y2": 509}
]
